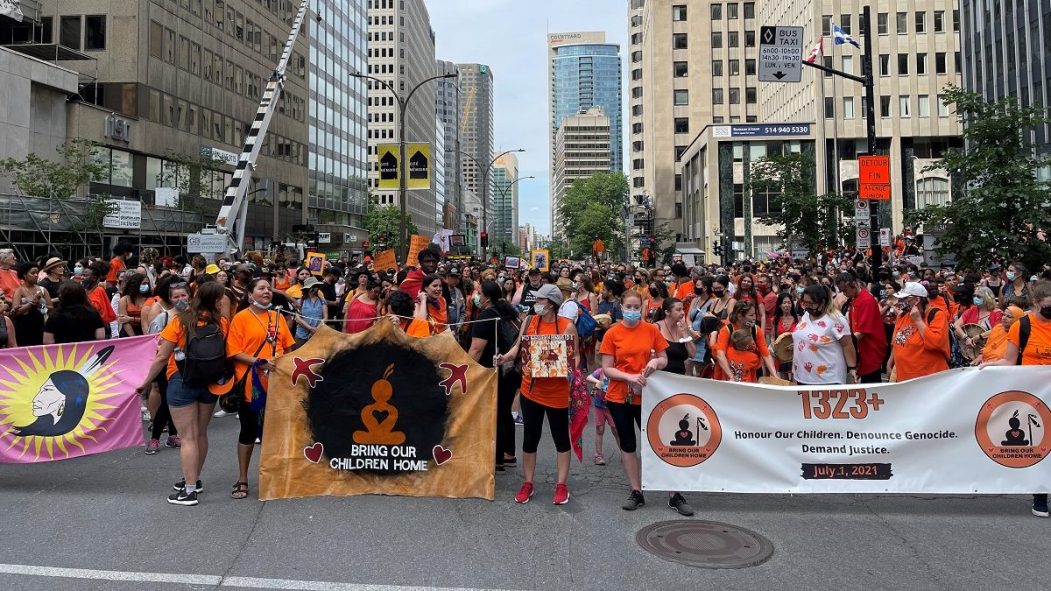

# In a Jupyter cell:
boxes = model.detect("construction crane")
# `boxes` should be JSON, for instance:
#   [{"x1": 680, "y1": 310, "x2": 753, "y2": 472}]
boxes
[{"x1": 211, "y1": 0, "x2": 311, "y2": 255}]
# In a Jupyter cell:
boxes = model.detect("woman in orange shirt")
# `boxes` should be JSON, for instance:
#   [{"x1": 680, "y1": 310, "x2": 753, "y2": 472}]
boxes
[
  {"x1": 976, "y1": 305, "x2": 1024, "y2": 364},
  {"x1": 887, "y1": 282, "x2": 949, "y2": 381},
  {"x1": 421, "y1": 274, "x2": 448, "y2": 334},
  {"x1": 226, "y1": 277, "x2": 296, "y2": 500},
  {"x1": 496, "y1": 283, "x2": 577, "y2": 506},
  {"x1": 599, "y1": 291, "x2": 694, "y2": 515},
  {"x1": 136, "y1": 282, "x2": 228, "y2": 506}
]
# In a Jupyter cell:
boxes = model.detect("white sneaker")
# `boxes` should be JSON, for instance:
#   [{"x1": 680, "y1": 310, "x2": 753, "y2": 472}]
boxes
[{"x1": 213, "y1": 409, "x2": 232, "y2": 418}]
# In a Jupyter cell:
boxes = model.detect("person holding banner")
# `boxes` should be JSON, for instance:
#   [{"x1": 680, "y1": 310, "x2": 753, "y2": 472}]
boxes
[
  {"x1": 886, "y1": 282, "x2": 950, "y2": 382},
  {"x1": 136, "y1": 282, "x2": 228, "y2": 506},
  {"x1": 599, "y1": 291, "x2": 693, "y2": 516},
  {"x1": 792, "y1": 285, "x2": 858, "y2": 386},
  {"x1": 495, "y1": 284, "x2": 577, "y2": 506}
]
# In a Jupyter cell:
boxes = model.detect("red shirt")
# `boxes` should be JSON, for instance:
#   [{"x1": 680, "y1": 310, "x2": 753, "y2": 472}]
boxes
[
  {"x1": 849, "y1": 289, "x2": 887, "y2": 376},
  {"x1": 87, "y1": 285, "x2": 116, "y2": 324}
]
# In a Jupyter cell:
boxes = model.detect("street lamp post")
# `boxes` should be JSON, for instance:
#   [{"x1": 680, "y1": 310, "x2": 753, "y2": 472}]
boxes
[
  {"x1": 459, "y1": 148, "x2": 525, "y2": 257},
  {"x1": 351, "y1": 71, "x2": 458, "y2": 261}
]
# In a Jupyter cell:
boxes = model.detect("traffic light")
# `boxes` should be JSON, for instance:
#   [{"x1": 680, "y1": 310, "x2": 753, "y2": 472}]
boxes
[
  {"x1": 713, "y1": 240, "x2": 724, "y2": 257},
  {"x1": 480, "y1": 231, "x2": 489, "y2": 249}
]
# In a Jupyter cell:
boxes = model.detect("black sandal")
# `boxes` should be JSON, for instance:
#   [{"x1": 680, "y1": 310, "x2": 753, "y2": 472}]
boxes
[{"x1": 231, "y1": 481, "x2": 249, "y2": 499}]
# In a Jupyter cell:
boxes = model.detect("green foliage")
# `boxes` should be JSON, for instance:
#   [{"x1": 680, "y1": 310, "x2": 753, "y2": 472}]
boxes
[
  {"x1": 904, "y1": 86, "x2": 1051, "y2": 270},
  {"x1": 747, "y1": 151, "x2": 853, "y2": 257},
  {"x1": 557, "y1": 172, "x2": 630, "y2": 259},
  {"x1": 157, "y1": 151, "x2": 228, "y2": 214},
  {"x1": 366, "y1": 202, "x2": 419, "y2": 251},
  {"x1": 0, "y1": 138, "x2": 104, "y2": 199},
  {"x1": 649, "y1": 222, "x2": 677, "y2": 266}
]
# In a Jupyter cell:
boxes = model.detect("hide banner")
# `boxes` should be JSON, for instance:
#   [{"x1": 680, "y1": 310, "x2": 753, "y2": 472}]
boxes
[
  {"x1": 642, "y1": 368, "x2": 1051, "y2": 494},
  {"x1": 259, "y1": 320, "x2": 497, "y2": 500},
  {"x1": 0, "y1": 336, "x2": 155, "y2": 463}
]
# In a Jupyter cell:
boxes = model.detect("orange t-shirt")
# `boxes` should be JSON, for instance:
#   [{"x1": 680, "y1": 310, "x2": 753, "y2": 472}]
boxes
[
  {"x1": 891, "y1": 308, "x2": 949, "y2": 381},
  {"x1": 598, "y1": 321, "x2": 669, "y2": 405},
  {"x1": 0, "y1": 269, "x2": 19, "y2": 298},
  {"x1": 404, "y1": 318, "x2": 431, "y2": 338},
  {"x1": 520, "y1": 316, "x2": 574, "y2": 409},
  {"x1": 226, "y1": 308, "x2": 296, "y2": 401},
  {"x1": 711, "y1": 322, "x2": 769, "y2": 381},
  {"x1": 674, "y1": 281, "x2": 694, "y2": 301},
  {"x1": 273, "y1": 275, "x2": 291, "y2": 291},
  {"x1": 159, "y1": 315, "x2": 230, "y2": 380},
  {"x1": 427, "y1": 297, "x2": 448, "y2": 334},
  {"x1": 1008, "y1": 312, "x2": 1051, "y2": 366},
  {"x1": 87, "y1": 285, "x2": 116, "y2": 324},
  {"x1": 106, "y1": 257, "x2": 126, "y2": 284},
  {"x1": 724, "y1": 346, "x2": 761, "y2": 383}
]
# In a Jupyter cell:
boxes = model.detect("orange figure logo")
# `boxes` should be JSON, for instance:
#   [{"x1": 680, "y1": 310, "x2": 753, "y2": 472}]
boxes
[{"x1": 352, "y1": 364, "x2": 405, "y2": 445}]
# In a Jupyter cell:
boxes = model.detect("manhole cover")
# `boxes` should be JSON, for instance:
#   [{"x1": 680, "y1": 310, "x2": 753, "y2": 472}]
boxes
[{"x1": 636, "y1": 520, "x2": 774, "y2": 569}]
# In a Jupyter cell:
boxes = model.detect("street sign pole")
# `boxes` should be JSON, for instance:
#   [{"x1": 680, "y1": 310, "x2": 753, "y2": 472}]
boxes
[{"x1": 861, "y1": 7, "x2": 882, "y2": 271}]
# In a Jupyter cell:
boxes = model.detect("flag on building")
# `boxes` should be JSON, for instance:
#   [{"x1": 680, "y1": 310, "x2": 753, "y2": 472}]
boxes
[
  {"x1": 0, "y1": 0, "x2": 24, "y2": 22},
  {"x1": 805, "y1": 38, "x2": 824, "y2": 63},
  {"x1": 832, "y1": 24, "x2": 861, "y2": 49}
]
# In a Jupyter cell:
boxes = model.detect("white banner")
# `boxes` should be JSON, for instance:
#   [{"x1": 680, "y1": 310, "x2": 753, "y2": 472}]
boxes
[
  {"x1": 0, "y1": 0, "x2": 23, "y2": 22},
  {"x1": 642, "y1": 368, "x2": 1051, "y2": 494}
]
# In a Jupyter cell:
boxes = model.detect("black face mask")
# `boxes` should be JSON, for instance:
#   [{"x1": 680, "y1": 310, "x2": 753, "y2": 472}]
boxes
[
  {"x1": 694, "y1": 287, "x2": 705, "y2": 296},
  {"x1": 804, "y1": 307, "x2": 821, "y2": 317},
  {"x1": 713, "y1": 289, "x2": 725, "y2": 297},
  {"x1": 1041, "y1": 306, "x2": 1051, "y2": 320}
]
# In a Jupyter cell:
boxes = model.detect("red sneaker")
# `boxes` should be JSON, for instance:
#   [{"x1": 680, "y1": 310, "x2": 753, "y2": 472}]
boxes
[
  {"x1": 514, "y1": 481, "x2": 535, "y2": 504},
  {"x1": 553, "y1": 483, "x2": 570, "y2": 505}
]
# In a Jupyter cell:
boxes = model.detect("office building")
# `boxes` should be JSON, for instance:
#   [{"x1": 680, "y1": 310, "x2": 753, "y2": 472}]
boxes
[
  {"x1": 552, "y1": 107, "x2": 612, "y2": 232},
  {"x1": 491, "y1": 152, "x2": 518, "y2": 253},
  {"x1": 366, "y1": 0, "x2": 438, "y2": 236},
  {"x1": 548, "y1": 31, "x2": 622, "y2": 238},
  {"x1": 457, "y1": 63, "x2": 494, "y2": 233},
  {"x1": 433, "y1": 110, "x2": 445, "y2": 231},
  {"x1": 0, "y1": 0, "x2": 312, "y2": 252},
  {"x1": 435, "y1": 59, "x2": 461, "y2": 229},
  {"x1": 960, "y1": 0, "x2": 1051, "y2": 155}
]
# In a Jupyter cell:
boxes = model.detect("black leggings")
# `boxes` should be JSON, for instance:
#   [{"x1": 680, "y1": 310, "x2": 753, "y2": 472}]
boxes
[
  {"x1": 496, "y1": 369, "x2": 521, "y2": 464},
  {"x1": 520, "y1": 395, "x2": 571, "y2": 454},
  {"x1": 150, "y1": 376, "x2": 177, "y2": 440},
  {"x1": 608, "y1": 402, "x2": 642, "y2": 453},
  {"x1": 238, "y1": 405, "x2": 262, "y2": 445}
]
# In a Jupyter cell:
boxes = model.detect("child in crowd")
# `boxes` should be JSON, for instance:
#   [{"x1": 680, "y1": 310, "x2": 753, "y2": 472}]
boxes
[
  {"x1": 726, "y1": 329, "x2": 761, "y2": 383},
  {"x1": 586, "y1": 367, "x2": 619, "y2": 465}
]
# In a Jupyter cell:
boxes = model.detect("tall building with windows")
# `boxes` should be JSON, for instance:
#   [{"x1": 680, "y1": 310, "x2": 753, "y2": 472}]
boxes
[
  {"x1": 0, "y1": 0, "x2": 312, "y2": 251},
  {"x1": 457, "y1": 63, "x2": 494, "y2": 233},
  {"x1": 960, "y1": 0, "x2": 1051, "y2": 156},
  {"x1": 491, "y1": 153, "x2": 518, "y2": 252},
  {"x1": 366, "y1": 0, "x2": 438, "y2": 236},
  {"x1": 310, "y1": 0, "x2": 369, "y2": 253},
  {"x1": 548, "y1": 32, "x2": 621, "y2": 238},
  {"x1": 552, "y1": 107, "x2": 612, "y2": 234},
  {"x1": 435, "y1": 59, "x2": 462, "y2": 230}
]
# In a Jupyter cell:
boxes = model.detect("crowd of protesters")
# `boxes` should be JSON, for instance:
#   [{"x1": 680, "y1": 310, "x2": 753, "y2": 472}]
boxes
[{"x1": 3, "y1": 241, "x2": 1049, "y2": 515}]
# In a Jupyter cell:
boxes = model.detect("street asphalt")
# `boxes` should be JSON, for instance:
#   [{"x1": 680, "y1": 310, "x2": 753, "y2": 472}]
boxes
[{"x1": 1, "y1": 414, "x2": 1048, "y2": 590}]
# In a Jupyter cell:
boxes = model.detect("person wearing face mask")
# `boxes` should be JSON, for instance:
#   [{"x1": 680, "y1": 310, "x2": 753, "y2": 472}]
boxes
[
  {"x1": 644, "y1": 281, "x2": 668, "y2": 323},
  {"x1": 140, "y1": 277, "x2": 189, "y2": 454},
  {"x1": 1002, "y1": 262, "x2": 1030, "y2": 305},
  {"x1": 226, "y1": 278, "x2": 296, "y2": 501},
  {"x1": 791, "y1": 285, "x2": 858, "y2": 385},
  {"x1": 711, "y1": 301, "x2": 779, "y2": 382},
  {"x1": 956, "y1": 285, "x2": 1001, "y2": 356},
  {"x1": 495, "y1": 284, "x2": 578, "y2": 506},
  {"x1": 708, "y1": 275, "x2": 737, "y2": 321},
  {"x1": 886, "y1": 282, "x2": 950, "y2": 382},
  {"x1": 117, "y1": 273, "x2": 151, "y2": 338}
]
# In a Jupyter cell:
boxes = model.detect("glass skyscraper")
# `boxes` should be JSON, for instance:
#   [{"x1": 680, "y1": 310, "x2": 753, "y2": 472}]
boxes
[
  {"x1": 550, "y1": 42, "x2": 622, "y2": 172},
  {"x1": 309, "y1": 0, "x2": 369, "y2": 244}
]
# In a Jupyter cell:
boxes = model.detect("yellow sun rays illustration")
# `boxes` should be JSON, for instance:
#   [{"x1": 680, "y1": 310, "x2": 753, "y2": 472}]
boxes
[{"x1": 0, "y1": 345, "x2": 123, "y2": 461}]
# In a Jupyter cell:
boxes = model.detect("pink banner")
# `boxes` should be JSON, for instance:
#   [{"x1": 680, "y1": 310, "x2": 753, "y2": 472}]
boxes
[{"x1": 0, "y1": 335, "x2": 156, "y2": 463}]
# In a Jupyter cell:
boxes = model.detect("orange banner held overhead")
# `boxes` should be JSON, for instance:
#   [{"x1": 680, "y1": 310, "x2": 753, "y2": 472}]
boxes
[
  {"x1": 406, "y1": 235, "x2": 431, "y2": 268},
  {"x1": 372, "y1": 249, "x2": 397, "y2": 273}
]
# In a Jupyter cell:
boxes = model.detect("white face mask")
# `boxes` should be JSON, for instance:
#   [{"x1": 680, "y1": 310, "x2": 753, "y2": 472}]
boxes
[
  {"x1": 533, "y1": 304, "x2": 548, "y2": 316},
  {"x1": 250, "y1": 298, "x2": 272, "y2": 310}
]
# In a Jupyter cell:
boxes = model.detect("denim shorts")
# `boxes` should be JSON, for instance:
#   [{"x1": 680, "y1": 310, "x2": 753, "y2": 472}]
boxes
[{"x1": 167, "y1": 374, "x2": 218, "y2": 408}]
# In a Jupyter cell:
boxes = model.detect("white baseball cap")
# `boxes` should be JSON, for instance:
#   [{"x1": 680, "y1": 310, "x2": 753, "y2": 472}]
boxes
[{"x1": 893, "y1": 282, "x2": 928, "y2": 299}]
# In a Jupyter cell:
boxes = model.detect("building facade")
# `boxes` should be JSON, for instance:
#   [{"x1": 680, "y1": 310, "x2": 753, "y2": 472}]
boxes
[
  {"x1": 1, "y1": 0, "x2": 312, "y2": 253},
  {"x1": 457, "y1": 63, "x2": 494, "y2": 236},
  {"x1": 548, "y1": 31, "x2": 622, "y2": 238},
  {"x1": 552, "y1": 107, "x2": 612, "y2": 233},
  {"x1": 960, "y1": 0, "x2": 1051, "y2": 155},
  {"x1": 366, "y1": 0, "x2": 438, "y2": 236},
  {"x1": 309, "y1": 0, "x2": 369, "y2": 254},
  {"x1": 435, "y1": 59, "x2": 461, "y2": 230},
  {"x1": 491, "y1": 152, "x2": 518, "y2": 253}
]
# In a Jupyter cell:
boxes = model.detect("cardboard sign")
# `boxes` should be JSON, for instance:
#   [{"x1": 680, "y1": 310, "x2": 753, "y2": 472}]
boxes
[
  {"x1": 406, "y1": 235, "x2": 431, "y2": 268},
  {"x1": 372, "y1": 249, "x2": 397, "y2": 273},
  {"x1": 521, "y1": 334, "x2": 571, "y2": 379}
]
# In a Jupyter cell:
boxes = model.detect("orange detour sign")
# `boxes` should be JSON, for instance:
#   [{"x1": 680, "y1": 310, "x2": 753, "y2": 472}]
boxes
[{"x1": 858, "y1": 155, "x2": 891, "y2": 201}]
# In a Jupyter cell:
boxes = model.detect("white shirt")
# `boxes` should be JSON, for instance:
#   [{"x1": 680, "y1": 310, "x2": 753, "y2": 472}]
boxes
[
  {"x1": 791, "y1": 310, "x2": 850, "y2": 385},
  {"x1": 558, "y1": 299, "x2": 579, "y2": 321}
]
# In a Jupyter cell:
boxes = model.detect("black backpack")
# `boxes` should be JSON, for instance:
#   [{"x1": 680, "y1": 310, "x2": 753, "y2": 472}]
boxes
[
  {"x1": 1016, "y1": 315, "x2": 1032, "y2": 366},
  {"x1": 178, "y1": 321, "x2": 228, "y2": 387},
  {"x1": 497, "y1": 315, "x2": 521, "y2": 356},
  {"x1": 927, "y1": 308, "x2": 968, "y2": 369}
]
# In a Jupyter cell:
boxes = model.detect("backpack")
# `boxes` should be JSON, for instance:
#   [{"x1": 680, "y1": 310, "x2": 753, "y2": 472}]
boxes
[
  {"x1": 927, "y1": 309, "x2": 967, "y2": 369},
  {"x1": 576, "y1": 306, "x2": 598, "y2": 338},
  {"x1": 1016, "y1": 315, "x2": 1032, "y2": 366},
  {"x1": 178, "y1": 320, "x2": 228, "y2": 387},
  {"x1": 497, "y1": 315, "x2": 521, "y2": 357}
]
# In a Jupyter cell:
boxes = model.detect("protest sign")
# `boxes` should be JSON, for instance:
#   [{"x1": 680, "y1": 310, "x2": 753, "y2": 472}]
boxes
[
  {"x1": 372, "y1": 249, "x2": 397, "y2": 273},
  {"x1": 259, "y1": 320, "x2": 497, "y2": 500},
  {"x1": 642, "y1": 367, "x2": 1051, "y2": 494},
  {"x1": 0, "y1": 336, "x2": 155, "y2": 463},
  {"x1": 406, "y1": 235, "x2": 432, "y2": 268}
]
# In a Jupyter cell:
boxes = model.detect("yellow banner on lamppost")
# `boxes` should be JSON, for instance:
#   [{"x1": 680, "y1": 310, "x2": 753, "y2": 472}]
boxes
[
  {"x1": 376, "y1": 144, "x2": 400, "y2": 190},
  {"x1": 406, "y1": 143, "x2": 431, "y2": 190}
]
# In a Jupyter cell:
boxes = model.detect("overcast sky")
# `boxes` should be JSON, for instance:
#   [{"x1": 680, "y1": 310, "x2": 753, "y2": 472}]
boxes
[{"x1": 428, "y1": 0, "x2": 628, "y2": 237}]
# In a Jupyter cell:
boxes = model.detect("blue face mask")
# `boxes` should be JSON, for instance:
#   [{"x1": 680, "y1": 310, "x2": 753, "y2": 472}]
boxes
[
  {"x1": 623, "y1": 310, "x2": 643, "y2": 325},
  {"x1": 973, "y1": 297, "x2": 983, "y2": 306}
]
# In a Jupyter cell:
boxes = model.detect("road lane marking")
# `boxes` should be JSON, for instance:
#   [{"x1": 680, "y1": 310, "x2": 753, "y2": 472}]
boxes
[{"x1": 0, "y1": 564, "x2": 508, "y2": 590}]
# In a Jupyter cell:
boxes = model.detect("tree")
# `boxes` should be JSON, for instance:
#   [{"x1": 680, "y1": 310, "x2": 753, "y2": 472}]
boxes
[
  {"x1": 905, "y1": 86, "x2": 1051, "y2": 271},
  {"x1": 365, "y1": 202, "x2": 418, "y2": 252},
  {"x1": 747, "y1": 151, "x2": 853, "y2": 258},
  {"x1": 156, "y1": 151, "x2": 228, "y2": 214},
  {"x1": 558, "y1": 172, "x2": 630, "y2": 260},
  {"x1": 0, "y1": 138, "x2": 104, "y2": 200}
]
